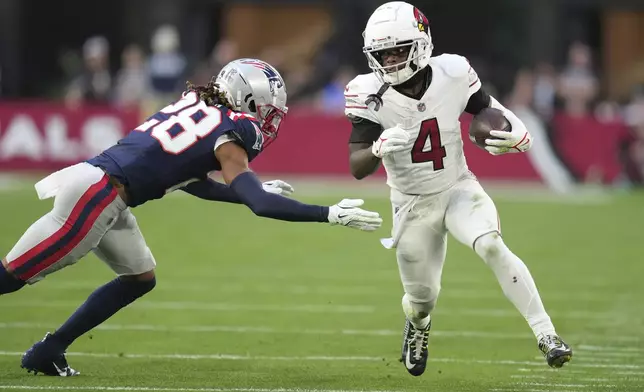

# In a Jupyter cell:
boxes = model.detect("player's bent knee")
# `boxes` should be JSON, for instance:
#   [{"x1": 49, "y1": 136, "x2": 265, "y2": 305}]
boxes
[
  {"x1": 139, "y1": 276, "x2": 156, "y2": 294},
  {"x1": 474, "y1": 231, "x2": 506, "y2": 262},
  {"x1": 118, "y1": 272, "x2": 156, "y2": 297},
  {"x1": 403, "y1": 288, "x2": 440, "y2": 314},
  {"x1": 402, "y1": 294, "x2": 436, "y2": 323},
  {"x1": 121, "y1": 269, "x2": 156, "y2": 282}
]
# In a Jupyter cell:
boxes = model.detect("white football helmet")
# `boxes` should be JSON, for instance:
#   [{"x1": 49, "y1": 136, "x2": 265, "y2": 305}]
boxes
[
  {"x1": 215, "y1": 58, "x2": 288, "y2": 147},
  {"x1": 363, "y1": 1, "x2": 433, "y2": 85}
]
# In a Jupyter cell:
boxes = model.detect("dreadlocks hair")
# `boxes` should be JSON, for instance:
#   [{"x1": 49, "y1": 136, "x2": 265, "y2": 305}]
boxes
[{"x1": 185, "y1": 80, "x2": 235, "y2": 110}]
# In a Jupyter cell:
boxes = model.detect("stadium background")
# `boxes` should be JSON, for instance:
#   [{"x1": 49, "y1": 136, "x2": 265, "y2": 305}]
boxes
[{"x1": 0, "y1": 1, "x2": 642, "y2": 392}]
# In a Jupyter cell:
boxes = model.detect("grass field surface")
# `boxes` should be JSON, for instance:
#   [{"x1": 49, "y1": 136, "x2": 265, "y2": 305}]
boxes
[{"x1": 0, "y1": 178, "x2": 642, "y2": 392}]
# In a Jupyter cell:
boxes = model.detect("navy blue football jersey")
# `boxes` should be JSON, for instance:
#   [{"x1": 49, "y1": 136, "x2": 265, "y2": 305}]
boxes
[{"x1": 88, "y1": 92, "x2": 264, "y2": 207}]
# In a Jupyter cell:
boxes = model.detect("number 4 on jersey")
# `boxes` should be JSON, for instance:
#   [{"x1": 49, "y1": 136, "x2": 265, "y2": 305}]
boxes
[{"x1": 411, "y1": 118, "x2": 447, "y2": 170}]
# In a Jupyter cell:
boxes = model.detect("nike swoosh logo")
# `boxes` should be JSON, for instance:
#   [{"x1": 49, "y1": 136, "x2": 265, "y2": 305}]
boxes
[
  {"x1": 337, "y1": 213, "x2": 348, "y2": 219},
  {"x1": 404, "y1": 349, "x2": 415, "y2": 370},
  {"x1": 53, "y1": 363, "x2": 66, "y2": 376}
]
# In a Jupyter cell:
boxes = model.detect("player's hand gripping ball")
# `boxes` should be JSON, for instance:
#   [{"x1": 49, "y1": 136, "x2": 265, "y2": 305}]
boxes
[{"x1": 468, "y1": 108, "x2": 511, "y2": 150}]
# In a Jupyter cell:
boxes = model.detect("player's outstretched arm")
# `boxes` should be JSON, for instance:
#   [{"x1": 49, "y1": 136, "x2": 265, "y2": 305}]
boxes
[
  {"x1": 215, "y1": 142, "x2": 383, "y2": 230},
  {"x1": 181, "y1": 178, "x2": 294, "y2": 203},
  {"x1": 181, "y1": 179, "x2": 242, "y2": 203}
]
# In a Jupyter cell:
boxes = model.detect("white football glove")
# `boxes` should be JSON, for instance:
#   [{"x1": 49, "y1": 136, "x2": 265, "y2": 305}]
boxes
[
  {"x1": 485, "y1": 129, "x2": 533, "y2": 156},
  {"x1": 262, "y1": 180, "x2": 294, "y2": 196},
  {"x1": 485, "y1": 97, "x2": 533, "y2": 156},
  {"x1": 372, "y1": 125, "x2": 411, "y2": 158},
  {"x1": 328, "y1": 199, "x2": 383, "y2": 232}
]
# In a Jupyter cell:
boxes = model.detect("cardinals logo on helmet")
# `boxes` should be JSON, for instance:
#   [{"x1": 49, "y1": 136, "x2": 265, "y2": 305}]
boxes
[{"x1": 413, "y1": 8, "x2": 429, "y2": 34}]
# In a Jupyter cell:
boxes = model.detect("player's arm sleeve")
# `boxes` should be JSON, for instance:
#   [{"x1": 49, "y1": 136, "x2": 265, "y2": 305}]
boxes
[
  {"x1": 461, "y1": 57, "x2": 490, "y2": 115},
  {"x1": 214, "y1": 132, "x2": 239, "y2": 150},
  {"x1": 215, "y1": 142, "x2": 329, "y2": 223},
  {"x1": 348, "y1": 116, "x2": 383, "y2": 144},
  {"x1": 347, "y1": 116, "x2": 383, "y2": 180},
  {"x1": 180, "y1": 131, "x2": 264, "y2": 205},
  {"x1": 180, "y1": 179, "x2": 241, "y2": 204},
  {"x1": 230, "y1": 173, "x2": 328, "y2": 222},
  {"x1": 344, "y1": 76, "x2": 384, "y2": 180},
  {"x1": 466, "y1": 60, "x2": 482, "y2": 98},
  {"x1": 464, "y1": 87, "x2": 491, "y2": 115},
  {"x1": 181, "y1": 130, "x2": 242, "y2": 203},
  {"x1": 179, "y1": 133, "x2": 248, "y2": 204}
]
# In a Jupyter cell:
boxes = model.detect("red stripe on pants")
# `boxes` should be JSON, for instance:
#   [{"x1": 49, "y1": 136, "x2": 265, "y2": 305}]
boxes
[
  {"x1": 19, "y1": 186, "x2": 117, "y2": 280},
  {"x1": 11, "y1": 176, "x2": 116, "y2": 280}
]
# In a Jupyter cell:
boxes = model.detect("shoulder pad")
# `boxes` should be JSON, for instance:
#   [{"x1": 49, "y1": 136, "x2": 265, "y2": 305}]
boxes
[
  {"x1": 345, "y1": 73, "x2": 381, "y2": 97},
  {"x1": 231, "y1": 117, "x2": 264, "y2": 159},
  {"x1": 344, "y1": 73, "x2": 381, "y2": 124},
  {"x1": 431, "y1": 53, "x2": 471, "y2": 79}
]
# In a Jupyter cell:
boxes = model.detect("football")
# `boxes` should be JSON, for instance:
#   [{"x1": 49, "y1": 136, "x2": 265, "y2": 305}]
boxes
[{"x1": 468, "y1": 108, "x2": 511, "y2": 149}]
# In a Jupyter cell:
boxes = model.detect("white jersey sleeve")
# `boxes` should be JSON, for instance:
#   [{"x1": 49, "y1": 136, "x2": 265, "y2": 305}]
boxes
[
  {"x1": 213, "y1": 133, "x2": 237, "y2": 153},
  {"x1": 466, "y1": 60, "x2": 482, "y2": 98},
  {"x1": 344, "y1": 74, "x2": 383, "y2": 124},
  {"x1": 431, "y1": 54, "x2": 481, "y2": 107}
]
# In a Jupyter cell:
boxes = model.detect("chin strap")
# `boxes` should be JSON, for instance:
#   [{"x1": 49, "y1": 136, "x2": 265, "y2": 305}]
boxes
[{"x1": 365, "y1": 83, "x2": 391, "y2": 112}]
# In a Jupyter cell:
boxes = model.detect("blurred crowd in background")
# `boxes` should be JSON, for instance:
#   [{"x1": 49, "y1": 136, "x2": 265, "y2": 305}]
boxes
[
  {"x1": 59, "y1": 26, "x2": 355, "y2": 115},
  {"x1": 62, "y1": 29, "x2": 644, "y2": 125},
  {"x1": 1, "y1": 0, "x2": 643, "y2": 188},
  {"x1": 59, "y1": 30, "x2": 644, "y2": 188}
]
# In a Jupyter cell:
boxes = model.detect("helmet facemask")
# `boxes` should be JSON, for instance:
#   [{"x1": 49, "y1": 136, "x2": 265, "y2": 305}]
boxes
[
  {"x1": 256, "y1": 103, "x2": 287, "y2": 149},
  {"x1": 364, "y1": 38, "x2": 431, "y2": 85}
]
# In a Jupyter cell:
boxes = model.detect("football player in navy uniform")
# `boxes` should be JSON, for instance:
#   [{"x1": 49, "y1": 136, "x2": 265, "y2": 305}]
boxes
[{"x1": 0, "y1": 58, "x2": 382, "y2": 377}]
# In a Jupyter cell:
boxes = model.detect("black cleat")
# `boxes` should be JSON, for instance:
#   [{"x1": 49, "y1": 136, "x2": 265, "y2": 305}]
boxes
[
  {"x1": 538, "y1": 334, "x2": 573, "y2": 368},
  {"x1": 21, "y1": 333, "x2": 80, "y2": 377},
  {"x1": 399, "y1": 318, "x2": 431, "y2": 376}
]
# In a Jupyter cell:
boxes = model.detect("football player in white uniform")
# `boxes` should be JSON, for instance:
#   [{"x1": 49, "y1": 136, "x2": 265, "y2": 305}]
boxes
[{"x1": 344, "y1": 1, "x2": 572, "y2": 376}]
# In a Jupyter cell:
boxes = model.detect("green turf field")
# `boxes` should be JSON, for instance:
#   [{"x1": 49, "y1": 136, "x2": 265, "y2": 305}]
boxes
[{"x1": 0, "y1": 181, "x2": 642, "y2": 392}]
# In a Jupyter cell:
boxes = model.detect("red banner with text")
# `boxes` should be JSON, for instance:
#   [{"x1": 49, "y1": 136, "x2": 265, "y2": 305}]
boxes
[
  {"x1": 0, "y1": 102, "x2": 141, "y2": 171},
  {"x1": 0, "y1": 103, "x2": 627, "y2": 183}
]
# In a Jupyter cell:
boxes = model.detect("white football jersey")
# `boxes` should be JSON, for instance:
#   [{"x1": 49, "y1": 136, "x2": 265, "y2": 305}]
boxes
[{"x1": 345, "y1": 54, "x2": 482, "y2": 195}]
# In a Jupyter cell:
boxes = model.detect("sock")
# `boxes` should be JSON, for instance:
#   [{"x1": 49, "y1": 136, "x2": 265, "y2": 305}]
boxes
[
  {"x1": 0, "y1": 260, "x2": 26, "y2": 295},
  {"x1": 51, "y1": 277, "x2": 156, "y2": 348},
  {"x1": 402, "y1": 294, "x2": 431, "y2": 330},
  {"x1": 474, "y1": 233, "x2": 556, "y2": 339}
]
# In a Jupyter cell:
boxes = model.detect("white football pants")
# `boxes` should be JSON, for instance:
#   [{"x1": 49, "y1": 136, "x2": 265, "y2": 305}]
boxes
[
  {"x1": 5, "y1": 163, "x2": 156, "y2": 284},
  {"x1": 392, "y1": 174, "x2": 555, "y2": 338}
]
